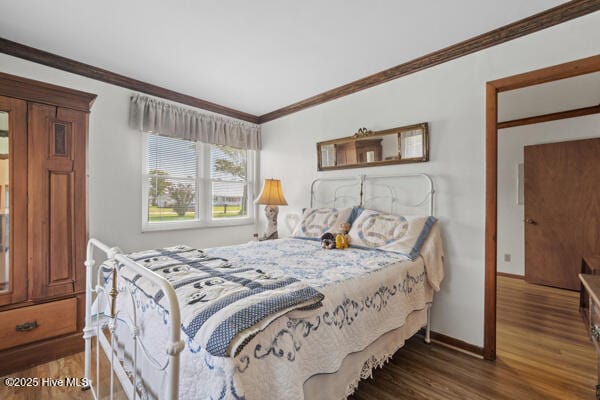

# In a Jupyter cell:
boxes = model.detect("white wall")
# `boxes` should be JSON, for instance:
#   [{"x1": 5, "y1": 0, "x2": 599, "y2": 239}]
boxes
[
  {"x1": 497, "y1": 115, "x2": 600, "y2": 275},
  {"x1": 260, "y1": 12, "x2": 600, "y2": 347},
  {"x1": 1, "y1": 11, "x2": 598, "y2": 348},
  {"x1": 0, "y1": 54, "x2": 257, "y2": 252}
]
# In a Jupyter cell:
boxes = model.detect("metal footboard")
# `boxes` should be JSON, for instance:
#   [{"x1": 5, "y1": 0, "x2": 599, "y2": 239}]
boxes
[{"x1": 83, "y1": 238, "x2": 184, "y2": 400}]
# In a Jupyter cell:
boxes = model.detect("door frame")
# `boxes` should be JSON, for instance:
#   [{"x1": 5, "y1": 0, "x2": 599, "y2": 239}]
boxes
[{"x1": 484, "y1": 54, "x2": 600, "y2": 360}]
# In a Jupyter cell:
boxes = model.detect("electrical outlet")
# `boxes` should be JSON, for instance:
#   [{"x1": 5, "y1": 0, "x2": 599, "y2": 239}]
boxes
[{"x1": 504, "y1": 254, "x2": 511, "y2": 262}]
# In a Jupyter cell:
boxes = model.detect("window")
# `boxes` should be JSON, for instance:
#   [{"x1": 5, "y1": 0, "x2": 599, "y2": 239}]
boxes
[{"x1": 142, "y1": 133, "x2": 256, "y2": 231}]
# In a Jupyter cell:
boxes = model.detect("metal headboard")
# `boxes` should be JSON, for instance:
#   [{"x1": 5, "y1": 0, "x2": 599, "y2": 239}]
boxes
[
  {"x1": 310, "y1": 176, "x2": 362, "y2": 210},
  {"x1": 310, "y1": 174, "x2": 435, "y2": 216}
]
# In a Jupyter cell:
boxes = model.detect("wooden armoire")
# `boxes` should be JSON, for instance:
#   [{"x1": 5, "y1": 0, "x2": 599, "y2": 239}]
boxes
[{"x1": 0, "y1": 72, "x2": 96, "y2": 375}]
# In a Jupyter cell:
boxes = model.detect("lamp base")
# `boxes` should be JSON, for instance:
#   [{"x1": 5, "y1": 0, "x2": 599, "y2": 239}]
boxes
[
  {"x1": 260, "y1": 231, "x2": 279, "y2": 241},
  {"x1": 261, "y1": 205, "x2": 279, "y2": 240}
]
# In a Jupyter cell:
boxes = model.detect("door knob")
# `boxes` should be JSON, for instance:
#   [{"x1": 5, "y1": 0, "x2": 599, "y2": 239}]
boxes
[{"x1": 525, "y1": 218, "x2": 537, "y2": 225}]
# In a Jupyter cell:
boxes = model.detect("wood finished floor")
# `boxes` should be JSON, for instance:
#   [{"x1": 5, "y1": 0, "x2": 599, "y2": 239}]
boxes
[
  {"x1": 352, "y1": 276, "x2": 596, "y2": 400},
  {"x1": 1, "y1": 276, "x2": 595, "y2": 399}
]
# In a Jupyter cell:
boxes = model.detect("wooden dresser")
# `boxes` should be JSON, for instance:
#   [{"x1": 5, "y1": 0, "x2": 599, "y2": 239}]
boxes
[
  {"x1": 581, "y1": 256, "x2": 600, "y2": 325},
  {"x1": 578, "y1": 273, "x2": 600, "y2": 399},
  {"x1": 0, "y1": 72, "x2": 96, "y2": 375}
]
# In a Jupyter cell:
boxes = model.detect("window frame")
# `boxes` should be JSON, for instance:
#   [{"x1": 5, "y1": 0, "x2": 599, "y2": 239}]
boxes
[{"x1": 141, "y1": 133, "x2": 257, "y2": 232}]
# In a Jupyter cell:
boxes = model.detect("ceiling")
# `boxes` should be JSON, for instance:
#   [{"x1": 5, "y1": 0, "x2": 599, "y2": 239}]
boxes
[{"x1": 0, "y1": 0, "x2": 566, "y2": 116}]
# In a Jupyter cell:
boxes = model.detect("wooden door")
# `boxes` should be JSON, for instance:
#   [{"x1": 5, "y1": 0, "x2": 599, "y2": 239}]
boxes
[
  {"x1": 28, "y1": 103, "x2": 86, "y2": 299},
  {"x1": 524, "y1": 138, "x2": 600, "y2": 290},
  {"x1": 0, "y1": 96, "x2": 28, "y2": 306}
]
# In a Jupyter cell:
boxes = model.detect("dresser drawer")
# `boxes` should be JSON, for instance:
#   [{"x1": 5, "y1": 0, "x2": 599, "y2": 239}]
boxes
[{"x1": 0, "y1": 298, "x2": 78, "y2": 351}]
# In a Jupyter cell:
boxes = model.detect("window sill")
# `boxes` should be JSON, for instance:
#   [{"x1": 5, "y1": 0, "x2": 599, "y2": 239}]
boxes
[{"x1": 142, "y1": 217, "x2": 255, "y2": 233}]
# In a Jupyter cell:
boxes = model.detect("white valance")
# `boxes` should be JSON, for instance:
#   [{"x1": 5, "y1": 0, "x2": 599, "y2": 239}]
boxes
[{"x1": 128, "y1": 95, "x2": 261, "y2": 150}]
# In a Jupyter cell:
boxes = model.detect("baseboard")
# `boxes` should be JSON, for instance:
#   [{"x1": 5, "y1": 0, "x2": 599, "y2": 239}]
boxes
[
  {"x1": 0, "y1": 332, "x2": 83, "y2": 377},
  {"x1": 497, "y1": 272, "x2": 524, "y2": 280},
  {"x1": 418, "y1": 329, "x2": 484, "y2": 359}
]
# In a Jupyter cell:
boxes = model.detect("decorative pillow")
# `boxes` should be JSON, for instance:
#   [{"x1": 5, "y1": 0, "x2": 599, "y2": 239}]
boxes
[
  {"x1": 291, "y1": 207, "x2": 354, "y2": 239},
  {"x1": 347, "y1": 207, "x2": 364, "y2": 225},
  {"x1": 348, "y1": 209, "x2": 437, "y2": 260}
]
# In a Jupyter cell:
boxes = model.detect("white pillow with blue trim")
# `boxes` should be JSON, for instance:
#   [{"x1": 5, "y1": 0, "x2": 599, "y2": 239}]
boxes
[
  {"x1": 347, "y1": 209, "x2": 437, "y2": 260},
  {"x1": 291, "y1": 207, "x2": 354, "y2": 239}
]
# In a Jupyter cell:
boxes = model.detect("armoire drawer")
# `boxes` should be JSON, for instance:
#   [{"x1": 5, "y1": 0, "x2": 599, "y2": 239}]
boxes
[{"x1": 0, "y1": 298, "x2": 78, "y2": 351}]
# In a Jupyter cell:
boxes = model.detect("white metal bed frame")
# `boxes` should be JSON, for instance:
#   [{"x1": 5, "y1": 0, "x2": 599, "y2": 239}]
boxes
[
  {"x1": 310, "y1": 173, "x2": 434, "y2": 215},
  {"x1": 83, "y1": 173, "x2": 435, "y2": 399},
  {"x1": 310, "y1": 173, "x2": 435, "y2": 343},
  {"x1": 83, "y1": 240, "x2": 184, "y2": 399}
]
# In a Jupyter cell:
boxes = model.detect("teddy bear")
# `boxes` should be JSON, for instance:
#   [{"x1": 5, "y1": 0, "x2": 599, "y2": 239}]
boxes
[
  {"x1": 335, "y1": 222, "x2": 351, "y2": 249},
  {"x1": 321, "y1": 222, "x2": 352, "y2": 249}
]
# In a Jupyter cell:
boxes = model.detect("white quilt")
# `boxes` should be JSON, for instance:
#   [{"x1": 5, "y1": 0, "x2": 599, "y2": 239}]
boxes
[{"x1": 106, "y1": 224, "x2": 444, "y2": 400}]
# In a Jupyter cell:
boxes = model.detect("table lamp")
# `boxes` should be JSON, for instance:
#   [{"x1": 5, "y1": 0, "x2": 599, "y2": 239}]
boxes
[{"x1": 255, "y1": 178, "x2": 288, "y2": 240}]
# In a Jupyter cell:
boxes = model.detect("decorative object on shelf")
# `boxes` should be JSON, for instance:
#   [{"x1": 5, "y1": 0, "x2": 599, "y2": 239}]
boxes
[
  {"x1": 255, "y1": 179, "x2": 288, "y2": 240},
  {"x1": 317, "y1": 122, "x2": 429, "y2": 171},
  {"x1": 352, "y1": 127, "x2": 373, "y2": 138}
]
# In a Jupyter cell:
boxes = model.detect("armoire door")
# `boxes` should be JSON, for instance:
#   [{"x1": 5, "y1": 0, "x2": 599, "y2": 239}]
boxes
[
  {"x1": 0, "y1": 96, "x2": 28, "y2": 306},
  {"x1": 28, "y1": 103, "x2": 86, "y2": 299},
  {"x1": 524, "y1": 138, "x2": 600, "y2": 290}
]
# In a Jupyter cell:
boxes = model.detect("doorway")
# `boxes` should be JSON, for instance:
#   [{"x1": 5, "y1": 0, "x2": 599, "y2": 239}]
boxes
[{"x1": 484, "y1": 54, "x2": 600, "y2": 360}]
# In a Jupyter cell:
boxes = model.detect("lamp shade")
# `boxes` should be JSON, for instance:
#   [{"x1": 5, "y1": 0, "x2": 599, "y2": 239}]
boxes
[{"x1": 255, "y1": 179, "x2": 288, "y2": 206}]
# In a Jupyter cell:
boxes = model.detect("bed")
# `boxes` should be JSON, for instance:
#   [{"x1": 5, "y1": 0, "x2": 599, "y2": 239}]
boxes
[{"x1": 83, "y1": 174, "x2": 444, "y2": 400}]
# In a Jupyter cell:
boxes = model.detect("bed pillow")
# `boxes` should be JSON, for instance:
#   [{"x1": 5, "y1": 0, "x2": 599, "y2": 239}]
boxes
[
  {"x1": 291, "y1": 207, "x2": 354, "y2": 239},
  {"x1": 348, "y1": 209, "x2": 437, "y2": 260}
]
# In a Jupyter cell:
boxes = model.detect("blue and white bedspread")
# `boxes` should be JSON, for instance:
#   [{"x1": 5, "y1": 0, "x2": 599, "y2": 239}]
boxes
[
  {"x1": 109, "y1": 245, "x2": 324, "y2": 357},
  {"x1": 103, "y1": 224, "x2": 444, "y2": 400}
]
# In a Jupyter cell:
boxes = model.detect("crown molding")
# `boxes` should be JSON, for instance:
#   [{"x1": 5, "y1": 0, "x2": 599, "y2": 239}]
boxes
[
  {"x1": 258, "y1": 0, "x2": 600, "y2": 123},
  {"x1": 0, "y1": 37, "x2": 259, "y2": 123},
  {"x1": 0, "y1": 1, "x2": 597, "y2": 125}
]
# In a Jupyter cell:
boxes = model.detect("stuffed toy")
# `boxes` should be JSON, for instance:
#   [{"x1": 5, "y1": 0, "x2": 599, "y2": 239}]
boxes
[
  {"x1": 335, "y1": 222, "x2": 351, "y2": 249},
  {"x1": 321, "y1": 232, "x2": 336, "y2": 249},
  {"x1": 321, "y1": 223, "x2": 352, "y2": 249}
]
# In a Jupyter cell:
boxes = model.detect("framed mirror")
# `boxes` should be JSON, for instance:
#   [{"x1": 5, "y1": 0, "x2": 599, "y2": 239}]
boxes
[{"x1": 317, "y1": 122, "x2": 429, "y2": 171}]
